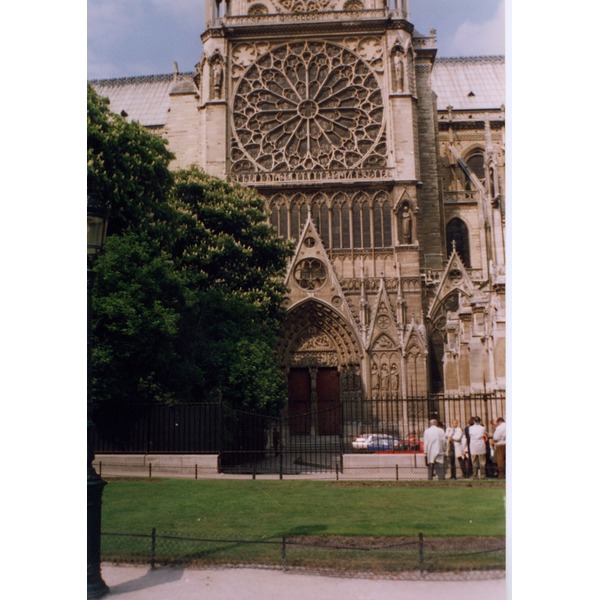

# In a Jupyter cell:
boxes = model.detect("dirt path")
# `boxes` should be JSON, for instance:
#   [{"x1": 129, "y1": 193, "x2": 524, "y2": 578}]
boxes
[{"x1": 101, "y1": 563, "x2": 506, "y2": 600}]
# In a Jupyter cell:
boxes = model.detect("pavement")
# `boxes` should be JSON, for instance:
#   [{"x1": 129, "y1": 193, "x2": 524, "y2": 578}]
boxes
[{"x1": 99, "y1": 563, "x2": 507, "y2": 599}]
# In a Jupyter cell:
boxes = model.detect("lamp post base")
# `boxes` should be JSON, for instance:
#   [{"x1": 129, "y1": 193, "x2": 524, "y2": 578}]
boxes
[
  {"x1": 88, "y1": 470, "x2": 109, "y2": 599},
  {"x1": 87, "y1": 571, "x2": 109, "y2": 599}
]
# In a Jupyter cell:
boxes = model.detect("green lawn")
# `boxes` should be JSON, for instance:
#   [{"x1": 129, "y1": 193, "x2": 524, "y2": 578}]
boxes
[
  {"x1": 102, "y1": 479, "x2": 505, "y2": 539},
  {"x1": 101, "y1": 479, "x2": 505, "y2": 571}
]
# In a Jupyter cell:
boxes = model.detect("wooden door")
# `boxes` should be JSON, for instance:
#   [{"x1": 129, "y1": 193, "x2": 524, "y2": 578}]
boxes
[
  {"x1": 316, "y1": 368, "x2": 341, "y2": 435},
  {"x1": 288, "y1": 368, "x2": 311, "y2": 435}
]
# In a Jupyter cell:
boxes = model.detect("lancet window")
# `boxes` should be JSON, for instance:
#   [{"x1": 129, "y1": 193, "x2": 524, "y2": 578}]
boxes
[{"x1": 267, "y1": 190, "x2": 394, "y2": 250}]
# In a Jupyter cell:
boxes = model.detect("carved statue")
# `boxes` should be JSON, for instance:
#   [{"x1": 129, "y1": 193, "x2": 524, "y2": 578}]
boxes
[
  {"x1": 392, "y1": 46, "x2": 404, "y2": 92},
  {"x1": 380, "y1": 363, "x2": 390, "y2": 398},
  {"x1": 193, "y1": 60, "x2": 203, "y2": 91},
  {"x1": 211, "y1": 55, "x2": 224, "y2": 99},
  {"x1": 371, "y1": 363, "x2": 380, "y2": 398},
  {"x1": 401, "y1": 204, "x2": 412, "y2": 244},
  {"x1": 390, "y1": 363, "x2": 399, "y2": 397}
]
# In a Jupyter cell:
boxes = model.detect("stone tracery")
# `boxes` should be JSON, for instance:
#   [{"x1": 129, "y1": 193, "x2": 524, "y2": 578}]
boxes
[
  {"x1": 232, "y1": 41, "x2": 387, "y2": 174},
  {"x1": 275, "y1": 0, "x2": 336, "y2": 12}
]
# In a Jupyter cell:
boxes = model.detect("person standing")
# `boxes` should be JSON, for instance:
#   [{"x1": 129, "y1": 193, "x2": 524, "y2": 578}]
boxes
[
  {"x1": 491, "y1": 417, "x2": 506, "y2": 479},
  {"x1": 424, "y1": 419, "x2": 447, "y2": 480},
  {"x1": 446, "y1": 419, "x2": 468, "y2": 479},
  {"x1": 463, "y1": 417, "x2": 474, "y2": 478},
  {"x1": 468, "y1": 417, "x2": 487, "y2": 479}
]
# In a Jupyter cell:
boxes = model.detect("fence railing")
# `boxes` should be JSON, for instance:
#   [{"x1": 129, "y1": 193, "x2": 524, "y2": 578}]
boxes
[
  {"x1": 101, "y1": 529, "x2": 505, "y2": 580},
  {"x1": 91, "y1": 392, "x2": 506, "y2": 476}
]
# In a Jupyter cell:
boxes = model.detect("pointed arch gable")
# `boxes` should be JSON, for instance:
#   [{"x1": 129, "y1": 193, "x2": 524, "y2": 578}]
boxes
[{"x1": 427, "y1": 248, "x2": 476, "y2": 320}]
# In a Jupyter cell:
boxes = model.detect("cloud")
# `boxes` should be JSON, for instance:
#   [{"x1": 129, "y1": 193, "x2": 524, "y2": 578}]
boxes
[
  {"x1": 448, "y1": 1, "x2": 505, "y2": 56},
  {"x1": 148, "y1": 0, "x2": 204, "y2": 26},
  {"x1": 87, "y1": 0, "x2": 145, "y2": 46},
  {"x1": 87, "y1": 0, "x2": 203, "y2": 78}
]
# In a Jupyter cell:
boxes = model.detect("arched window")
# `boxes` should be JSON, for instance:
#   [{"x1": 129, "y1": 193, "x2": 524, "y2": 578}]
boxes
[
  {"x1": 373, "y1": 194, "x2": 392, "y2": 248},
  {"x1": 464, "y1": 151, "x2": 485, "y2": 190},
  {"x1": 279, "y1": 203, "x2": 288, "y2": 239},
  {"x1": 269, "y1": 199, "x2": 278, "y2": 228},
  {"x1": 332, "y1": 195, "x2": 351, "y2": 249},
  {"x1": 300, "y1": 203, "x2": 308, "y2": 233},
  {"x1": 446, "y1": 218, "x2": 471, "y2": 267},
  {"x1": 341, "y1": 201, "x2": 351, "y2": 248},
  {"x1": 270, "y1": 198, "x2": 288, "y2": 239},
  {"x1": 332, "y1": 201, "x2": 342, "y2": 249},
  {"x1": 290, "y1": 195, "x2": 308, "y2": 242},
  {"x1": 319, "y1": 203, "x2": 330, "y2": 248},
  {"x1": 352, "y1": 195, "x2": 370, "y2": 249}
]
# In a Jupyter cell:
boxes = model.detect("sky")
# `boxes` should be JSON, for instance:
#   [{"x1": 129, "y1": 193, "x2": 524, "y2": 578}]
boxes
[{"x1": 87, "y1": 0, "x2": 506, "y2": 79}]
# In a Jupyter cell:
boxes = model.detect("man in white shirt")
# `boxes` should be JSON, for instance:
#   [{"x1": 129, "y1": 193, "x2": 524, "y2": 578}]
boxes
[
  {"x1": 424, "y1": 419, "x2": 447, "y2": 480},
  {"x1": 491, "y1": 417, "x2": 506, "y2": 479},
  {"x1": 446, "y1": 419, "x2": 468, "y2": 479},
  {"x1": 468, "y1": 417, "x2": 487, "y2": 479}
]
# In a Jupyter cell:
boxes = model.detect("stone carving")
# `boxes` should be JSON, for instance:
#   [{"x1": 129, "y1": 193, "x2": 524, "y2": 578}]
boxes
[
  {"x1": 392, "y1": 45, "x2": 404, "y2": 92},
  {"x1": 401, "y1": 203, "x2": 412, "y2": 244},
  {"x1": 371, "y1": 363, "x2": 379, "y2": 395},
  {"x1": 294, "y1": 258, "x2": 327, "y2": 290},
  {"x1": 248, "y1": 3, "x2": 268, "y2": 15},
  {"x1": 291, "y1": 351, "x2": 338, "y2": 366},
  {"x1": 193, "y1": 59, "x2": 203, "y2": 91},
  {"x1": 380, "y1": 363, "x2": 390, "y2": 397},
  {"x1": 356, "y1": 37, "x2": 384, "y2": 72},
  {"x1": 390, "y1": 363, "x2": 399, "y2": 396},
  {"x1": 209, "y1": 51, "x2": 224, "y2": 99},
  {"x1": 376, "y1": 315, "x2": 390, "y2": 329},
  {"x1": 275, "y1": 0, "x2": 335, "y2": 12},
  {"x1": 232, "y1": 41, "x2": 386, "y2": 174},
  {"x1": 373, "y1": 334, "x2": 394, "y2": 350},
  {"x1": 343, "y1": 0, "x2": 364, "y2": 9}
]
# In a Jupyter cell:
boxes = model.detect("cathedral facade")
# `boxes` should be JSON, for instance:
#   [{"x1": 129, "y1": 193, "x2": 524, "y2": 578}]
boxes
[{"x1": 91, "y1": 1, "x2": 506, "y2": 429}]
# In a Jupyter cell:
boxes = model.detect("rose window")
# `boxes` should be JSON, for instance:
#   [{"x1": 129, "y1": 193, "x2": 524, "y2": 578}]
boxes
[
  {"x1": 231, "y1": 41, "x2": 386, "y2": 173},
  {"x1": 294, "y1": 258, "x2": 327, "y2": 290}
]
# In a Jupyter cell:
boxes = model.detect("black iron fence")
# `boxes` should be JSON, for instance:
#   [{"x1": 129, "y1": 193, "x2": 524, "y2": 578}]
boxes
[
  {"x1": 91, "y1": 403, "x2": 221, "y2": 454},
  {"x1": 101, "y1": 529, "x2": 505, "y2": 580},
  {"x1": 91, "y1": 392, "x2": 506, "y2": 476}
]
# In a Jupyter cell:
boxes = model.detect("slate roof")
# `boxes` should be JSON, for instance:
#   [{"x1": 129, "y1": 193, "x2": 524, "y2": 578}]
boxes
[
  {"x1": 89, "y1": 74, "x2": 190, "y2": 127},
  {"x1": 431, "y1": 56, "x2": 505, "y2": 111},
  {"x1": 89, "y1": 56, "x2": 505, "y2": 127}
]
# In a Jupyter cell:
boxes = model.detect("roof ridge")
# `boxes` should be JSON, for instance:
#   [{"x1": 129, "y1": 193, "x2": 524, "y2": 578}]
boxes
[
  {"x1": 88, "y1": 72, "x2": 195, "y2": 85},
  {"x1": 435, "y1": 55, "x2": 504, "y2": 64}
]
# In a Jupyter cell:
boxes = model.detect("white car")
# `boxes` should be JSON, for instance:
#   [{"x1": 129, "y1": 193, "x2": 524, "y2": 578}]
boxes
[{"x1": 351, "y1": 433, "x2": 400, "y2": 452}]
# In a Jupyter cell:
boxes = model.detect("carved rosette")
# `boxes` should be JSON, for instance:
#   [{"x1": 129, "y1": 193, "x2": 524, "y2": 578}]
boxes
[
  {"x1": 231, "y1": 40, "x2": 387, "y2": 174},
  {"x1": 274, "y1": 0, "x2": 336, "y2": 12}
]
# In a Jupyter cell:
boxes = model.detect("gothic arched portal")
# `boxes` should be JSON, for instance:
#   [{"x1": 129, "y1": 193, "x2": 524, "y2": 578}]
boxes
[{"x1": 278, "y1": 300, "x2": 363, "y2": 435}]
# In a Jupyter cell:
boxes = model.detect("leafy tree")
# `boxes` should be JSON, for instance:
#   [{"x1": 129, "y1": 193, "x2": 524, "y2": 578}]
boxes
[
  {"x1": 169, "y1": 168, "x2": 294, "y2": 412},
  {"x1": 87, "y1": 85, "x2": 175, "y2": 239},
  {"x1": 88, "y1": 88, "x2": 292, "y2": 415}
]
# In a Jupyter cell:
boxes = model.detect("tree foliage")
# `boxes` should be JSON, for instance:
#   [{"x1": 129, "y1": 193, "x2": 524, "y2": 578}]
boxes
[
  {"x1": 87, "y1": 86, "x2": 175, "y2": 239},
  {"x1": 88, "y1": 86, "x2": 292, "y2": 414}
]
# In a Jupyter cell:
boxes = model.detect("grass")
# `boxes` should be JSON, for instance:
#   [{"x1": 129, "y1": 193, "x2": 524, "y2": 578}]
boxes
[{"x1": 101, "y1": 479, "x2": 506, "y2": 571}]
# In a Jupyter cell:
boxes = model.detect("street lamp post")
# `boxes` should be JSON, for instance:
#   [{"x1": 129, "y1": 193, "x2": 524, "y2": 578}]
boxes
[{"x1": 87, "y1": 203, "x2": 110, "y2": 599}]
